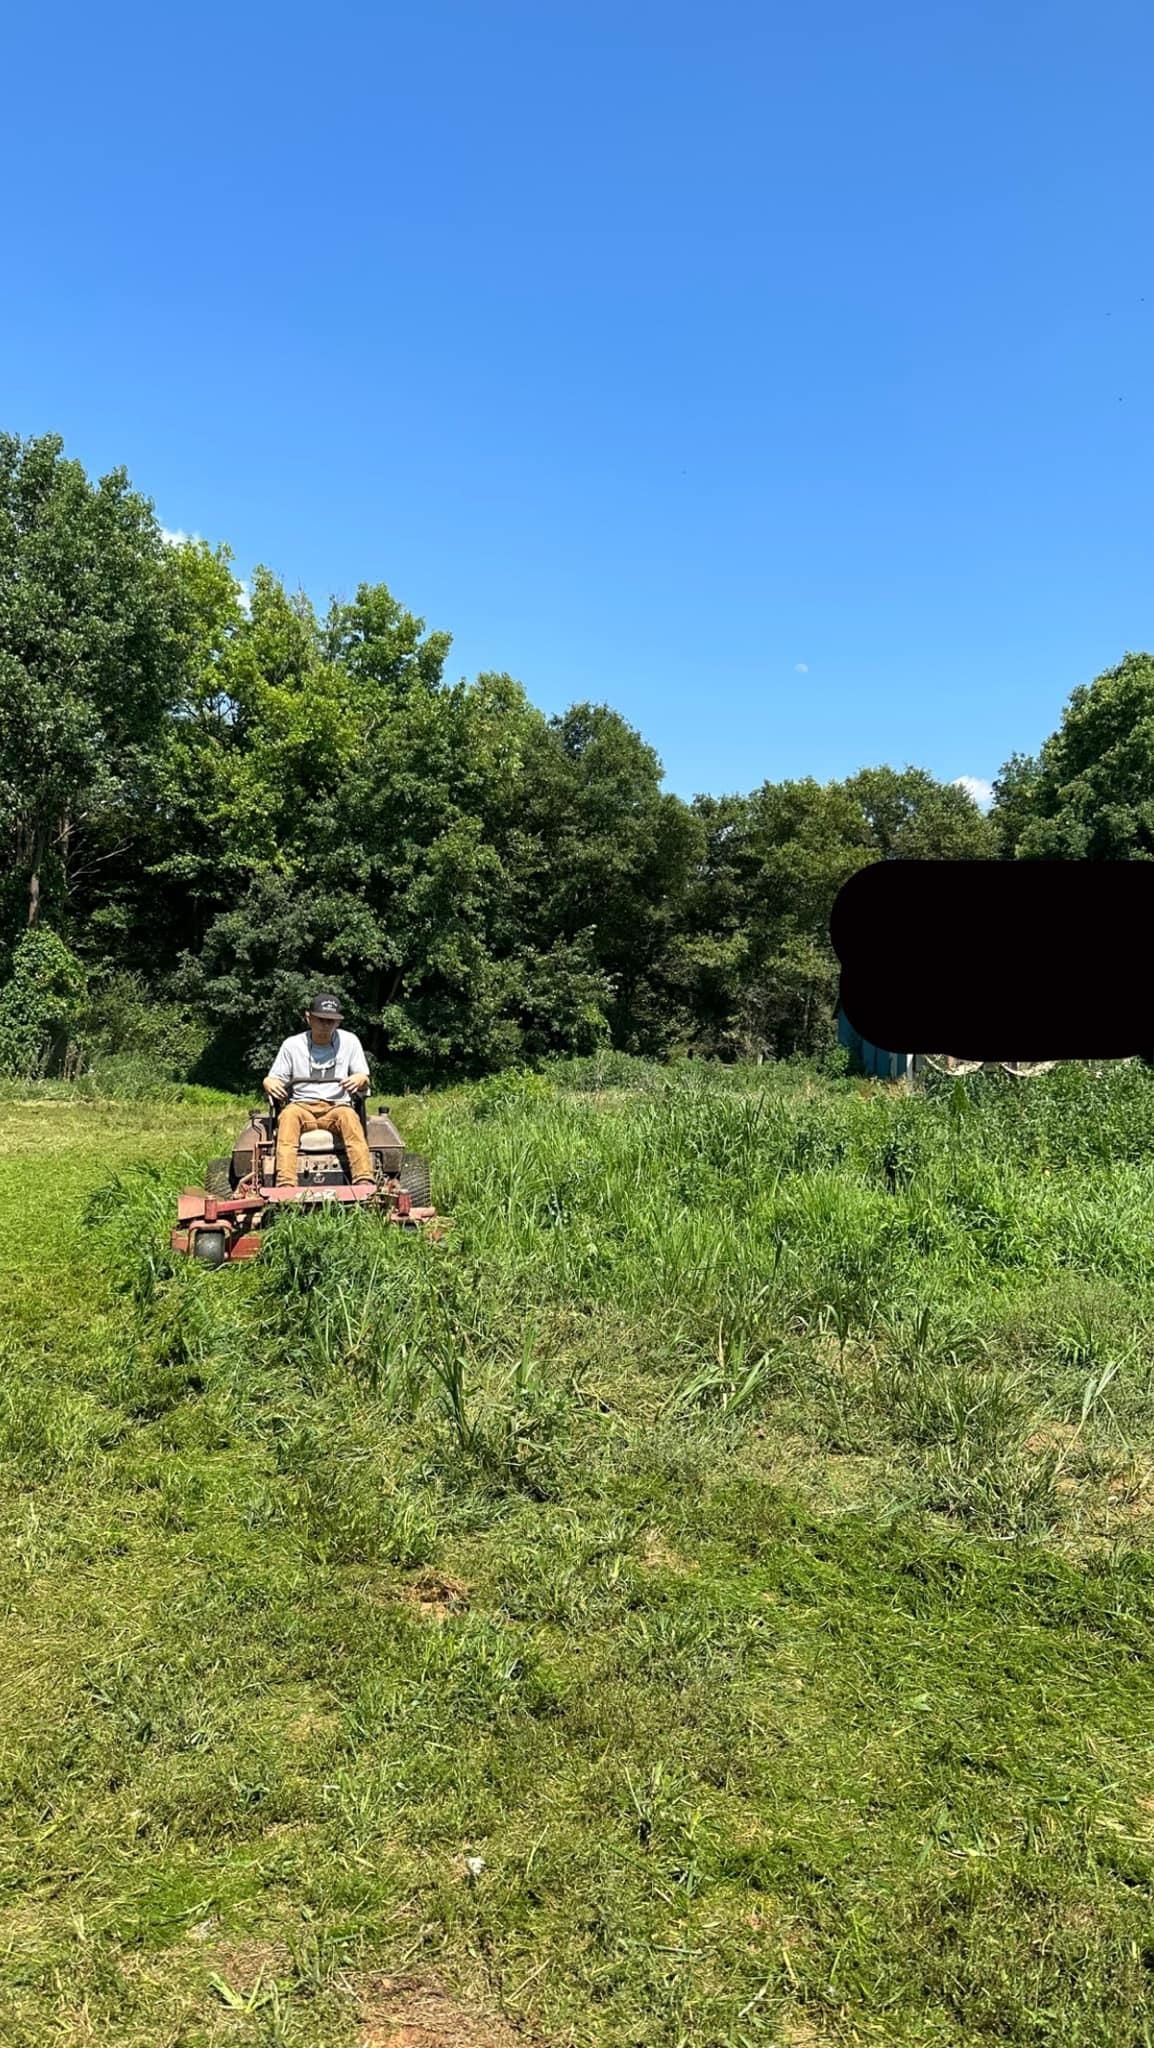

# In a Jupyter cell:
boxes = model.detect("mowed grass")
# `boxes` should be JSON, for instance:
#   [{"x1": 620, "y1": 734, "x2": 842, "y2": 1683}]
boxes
[{"x1": 3, "y1": 1059, "x2": 1154, "y2": 2046}]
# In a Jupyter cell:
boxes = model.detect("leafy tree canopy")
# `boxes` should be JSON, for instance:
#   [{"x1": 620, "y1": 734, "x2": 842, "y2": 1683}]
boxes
[
  {"x1": 992, "y1": 653, "x2": 1154, "y2": 860},
  {"x1": 0, "y1": 429, "x2": 1064, "y2": 1086}
]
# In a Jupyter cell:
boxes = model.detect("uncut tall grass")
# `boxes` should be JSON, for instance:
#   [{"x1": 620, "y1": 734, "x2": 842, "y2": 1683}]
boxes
[{"x1": 79, "y1": 1056, "x2": 1154, "y2": 1547}]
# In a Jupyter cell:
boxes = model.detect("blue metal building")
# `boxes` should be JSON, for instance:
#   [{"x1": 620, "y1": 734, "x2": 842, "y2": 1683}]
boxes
[{"x1": 837, "y1": 1007, "x2": 921, "y2": 1081}]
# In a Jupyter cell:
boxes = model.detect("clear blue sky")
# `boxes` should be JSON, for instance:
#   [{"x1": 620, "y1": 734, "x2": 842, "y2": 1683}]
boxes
[{"x1": 4, "y1": 0, "x2": 1152, "y2": 804}]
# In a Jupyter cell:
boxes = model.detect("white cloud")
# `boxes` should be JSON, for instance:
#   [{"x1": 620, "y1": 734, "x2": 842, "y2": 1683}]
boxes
[
  {"x1": 235, "y1": 578, "x2": 251, "y2": 616},
  {"x1": 794, "y1": 661, "x2": 809, "y2": 674},
  {"x1": 954, "y1": 775, "x2": 994, "y2": 811}
]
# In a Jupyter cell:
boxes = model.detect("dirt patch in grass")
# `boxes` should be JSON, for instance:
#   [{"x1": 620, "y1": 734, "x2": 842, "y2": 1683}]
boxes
[
  {"x1": 205, "y1": 1936, "x2": 291, "y2": 1997},
  {"x1": 640, "y1": 1527, "x2": 695, "y2": 1573},
  {"x1": 1104, "y1": 1459, "x2": 1154, "y2": 1510},
  {"x1": 1045, "y1": 1454, "x2": 1154, "y2": 1555},
  {"x1": 1023, "y1": 1422, "x2": 1080, "y2": 1455},
  {"x1": 352, "y1": 1972, "x2": 541, "y2": 2046},
  {"x1": 776, "y1": 2018, "x2": 836, "y2": 2048},
  {"x1": 398, "y1": 1569, "x2": 472, "y2": 1622},
  {"x1": 286, "y1": 1707, "x2": 341, "y2": 1741},
  {"x1": 355, "y1": 1568, "x2": 472, "y2": 1622},
  {"x1": 1059, "y1": 1898, "x2": 1111, "y2": 1935}
]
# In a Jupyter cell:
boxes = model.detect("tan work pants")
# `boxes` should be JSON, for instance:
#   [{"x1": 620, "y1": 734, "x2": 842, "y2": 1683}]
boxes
[{"x1": 275, "y1": 1100, "x2": 373, "y2": 1185}]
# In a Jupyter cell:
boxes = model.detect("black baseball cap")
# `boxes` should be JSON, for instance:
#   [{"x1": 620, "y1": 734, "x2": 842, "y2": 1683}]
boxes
[{"x1": 306, "y1": 992, "x2": 344, "y2": 1020}]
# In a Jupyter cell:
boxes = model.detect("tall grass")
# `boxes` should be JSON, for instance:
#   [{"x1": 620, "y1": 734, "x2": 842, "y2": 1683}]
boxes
[{"x1": 74, "y1": 1055, "x2": 1154, "y2": 1547}]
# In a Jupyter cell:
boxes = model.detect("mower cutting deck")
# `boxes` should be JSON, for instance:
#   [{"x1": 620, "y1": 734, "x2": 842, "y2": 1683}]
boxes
[{"x1": 171, "y1": 1096, "x2": 440, "y2": 1266}]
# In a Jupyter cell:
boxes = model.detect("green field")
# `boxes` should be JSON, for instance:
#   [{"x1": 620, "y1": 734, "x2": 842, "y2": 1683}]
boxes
[{"x1": 3, "y1": 1060, "x2": 1154, "y2": 2047}]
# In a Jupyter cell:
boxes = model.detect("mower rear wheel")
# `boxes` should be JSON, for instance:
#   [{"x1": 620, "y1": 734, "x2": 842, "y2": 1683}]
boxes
[
  {"x1": 204, "y1": 1157, "x2": 232, "y2": 1197},
  {"x1": 399, "y1": 1151, "x2": 431, "y2": 1206},
  {"x1": 193, "y1": 1230, "x2": 228, "y2": 1268}
]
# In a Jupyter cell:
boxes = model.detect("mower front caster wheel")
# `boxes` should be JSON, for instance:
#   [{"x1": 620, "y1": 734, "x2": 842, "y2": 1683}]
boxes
[{"x1": 193, "y1": 1230, "x2": 228, "y2": 1268}]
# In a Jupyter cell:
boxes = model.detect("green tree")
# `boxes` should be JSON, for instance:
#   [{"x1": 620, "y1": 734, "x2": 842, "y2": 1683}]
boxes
[
  {"x1": 71, "y1": 534, "x2": 255, "y2": 974},
  {"x1": 0, "y1": 424, "x2": 1023, "y2": 1087},
  {"x1": 992, "y1": 653, "x2": 1154, "y2": 859},
  {"x1": 0, "y1": 433, "x2": 187, "y2": 945},
  {"x1": 165, "y1": 578, "x2": 594, "y2": 1083},
  {"x1": 513, "y1": 703, "x2": 702, "y2": 1055},
  {"x1": 0, "y1": 926, "x2": 88, "y2": 1077},
  {"x1": 676, "y1": 768, "x2": 994, "y2": 1060},
  {"x1": 842, "y1": 764, "x2": 997, "y2": 861},
  {"x1": 989, "y1": 751, "x2": 1044, "y2": 857}
]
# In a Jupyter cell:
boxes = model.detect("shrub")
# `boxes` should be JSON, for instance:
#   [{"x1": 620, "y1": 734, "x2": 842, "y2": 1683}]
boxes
[
  {"x1": 74, "y1": 968, "x2": 212, "y2": 1081},
  {"x1": 0, "y1": 927, "x2": 88, "y2": 1077}
]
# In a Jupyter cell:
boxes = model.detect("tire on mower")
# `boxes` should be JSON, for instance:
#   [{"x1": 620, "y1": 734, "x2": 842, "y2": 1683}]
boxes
[
  {"x1": 204, "y1": 1157, "x2": 232, "y2": 1197},
  {"x1": 193, "y1": 1230, "x2": 228, "y2": 1268},
  {"x1": 398, "y1": 1151, "x2": 431, "y2": 1207}
]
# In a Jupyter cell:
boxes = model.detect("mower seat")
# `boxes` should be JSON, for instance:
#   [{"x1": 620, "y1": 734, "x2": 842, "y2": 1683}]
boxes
[{"x1": 298, "y1": 1130, "x2": 337, "y2": 1153}]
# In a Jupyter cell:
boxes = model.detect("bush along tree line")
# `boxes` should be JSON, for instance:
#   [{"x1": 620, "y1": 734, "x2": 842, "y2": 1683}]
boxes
[{"x1": 1, "y1": 428, "x2": 1144, "y2": 1090}]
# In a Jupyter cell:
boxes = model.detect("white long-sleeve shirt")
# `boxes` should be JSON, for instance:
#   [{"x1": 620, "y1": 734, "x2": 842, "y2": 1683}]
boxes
[{"x1": 267, "y1": 1029, "x2": 369, "y2": 1105}]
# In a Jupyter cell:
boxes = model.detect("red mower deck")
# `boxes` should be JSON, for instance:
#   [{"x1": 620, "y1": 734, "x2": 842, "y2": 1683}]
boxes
[{"x1": 171, "y1": 1098, "x2": 443, "y2": 1264}]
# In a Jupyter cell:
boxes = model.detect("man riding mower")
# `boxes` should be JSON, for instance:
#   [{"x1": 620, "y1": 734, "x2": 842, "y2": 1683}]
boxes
[
  {"x1": 171, "y1": 993, "x2": 438, "y2": 1266},
  {"x1": 262, "y1": 991, "x2": 375, "y2": 1185}
]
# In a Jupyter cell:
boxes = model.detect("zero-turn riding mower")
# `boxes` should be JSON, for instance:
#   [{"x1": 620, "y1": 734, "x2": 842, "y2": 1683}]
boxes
[{"x1": 171, "y1": 1087, "x2": 439, "y2": 1267}]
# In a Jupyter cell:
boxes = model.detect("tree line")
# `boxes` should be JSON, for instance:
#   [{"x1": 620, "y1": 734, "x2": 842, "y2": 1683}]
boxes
[{"x1": 1, "y1": 430, "x2": 1147, "y2": 1086}]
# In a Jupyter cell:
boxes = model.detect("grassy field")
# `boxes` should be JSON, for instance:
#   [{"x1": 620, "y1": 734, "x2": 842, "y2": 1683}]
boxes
[{"x1": 3, "y1": 1057, "x2": 1154, "y2": 2047}]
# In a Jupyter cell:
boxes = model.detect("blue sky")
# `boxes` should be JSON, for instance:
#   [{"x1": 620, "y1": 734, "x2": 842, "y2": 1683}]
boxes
[{"x1": 4, "y1": 0, "x2": 1152, "y2": 805}]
